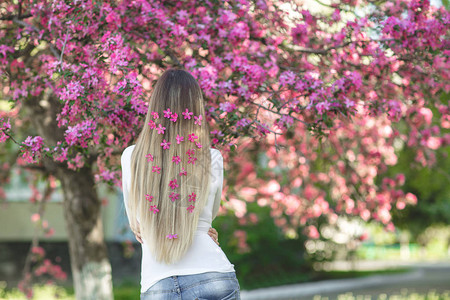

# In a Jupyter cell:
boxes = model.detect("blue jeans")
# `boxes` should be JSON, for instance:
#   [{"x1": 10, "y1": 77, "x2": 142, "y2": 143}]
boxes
[{"x1": 140, "y1": 271, "x2": 240, "y2": 300}]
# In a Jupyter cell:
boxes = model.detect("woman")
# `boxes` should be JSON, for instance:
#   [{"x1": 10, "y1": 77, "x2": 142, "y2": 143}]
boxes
[{"x1": 121, "y1": 69, "x2": 240, "y2": 299}]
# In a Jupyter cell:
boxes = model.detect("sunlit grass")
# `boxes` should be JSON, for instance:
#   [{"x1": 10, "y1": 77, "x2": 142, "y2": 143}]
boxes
[
  {"x1": 0, "y1": 282, "x2": 139, "y2": 300},
  {"x1": 0, "y1": 283, "x2": 74, "y2": 300}
]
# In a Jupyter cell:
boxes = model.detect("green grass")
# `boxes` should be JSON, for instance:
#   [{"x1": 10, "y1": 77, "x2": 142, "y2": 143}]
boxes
[{"x1": 0, "y1": 282, "x2": 140, "y2": 300}]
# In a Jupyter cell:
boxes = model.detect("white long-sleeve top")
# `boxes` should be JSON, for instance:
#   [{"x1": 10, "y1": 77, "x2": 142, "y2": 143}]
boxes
[{"x1": 120, "y1": 145, "x2": 235, "y2": 293}]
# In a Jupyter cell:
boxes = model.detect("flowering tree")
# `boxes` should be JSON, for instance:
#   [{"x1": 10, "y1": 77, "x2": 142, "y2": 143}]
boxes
[{"x1": 0, "y1": 0, "x2": 448, "y2": 298}]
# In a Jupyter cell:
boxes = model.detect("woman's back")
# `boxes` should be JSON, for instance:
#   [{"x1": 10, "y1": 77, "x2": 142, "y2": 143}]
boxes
[
  {"x1": 121, "y1": 145, "x2": 235, "y2": 293},
  {"x1": 121, "y1": 68, "x2": 240, "y2": 299}
]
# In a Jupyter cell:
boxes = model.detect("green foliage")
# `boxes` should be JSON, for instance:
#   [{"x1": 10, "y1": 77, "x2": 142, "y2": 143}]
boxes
[
  {"x1": 381, "y1": 88, "x2": 450, "y2": 240},
  {"x1": 213, "y1": 203, "x2": 312, "y2": 290},
  {"x1": 387, "y1": 145, "x2": 450, "y2": 239}
]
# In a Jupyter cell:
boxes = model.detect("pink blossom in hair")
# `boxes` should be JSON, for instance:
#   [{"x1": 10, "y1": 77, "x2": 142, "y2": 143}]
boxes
[
  {"x1": 169, "y1": 192, "x2": 180, "y2": 202},
  {"x1": 152, "y1": 166, "x2": 161, "y2": 173},
  {"x1": 187, "y1": 156, "x2": 197, "y2": 164},
  {"x1": 186, "y1": 205, "x2": 195, "y2": 213},
  {"x1": 146, "y1": 153, "x2": 154, "y2": 162},
  {"x1": 172, "y1": 155, "x2": 181, "y2": 164},
  {"x1": 188, "y1": 133, "x2": 198, "y2": 142},
  {"x1": 145, "y1": 194, "x2": 154, "y2": 202},
  {"x1": 194, "y1": 115, "x2": 202, "y2": 126},
  {"x1": 151, "y1": 111, "x2": 159, "y2": 119},
  {"x1": 176, "y1": 134, "x2": 184, "y2": 144},
  {"x1": 149, "y1": 205, "x2": 159, "y2": 214},
  {"x1": 169, "y1": 179, "x2": 179, "y2": 189},
  {"x1": 156, "y1": 124, "x2": 166, "y2": 134},
  {"x1": 188, "y1": 192, "x2": 196, "y2": 202},
  {"x1": 195, "y1": 142, "x2": 202, "y2": 149},
  {"x1": 161, "y1": 139, "x2": 171, "y2": 150},
  {"x1": 182, "y1": 108, "x2": 193, "y2": 119},
  {"x1": 179, "y1": 168, "x2": 187, "y2": 176},
  {"x1": 148, "y1": 120, "x2": 156, "y2": 129},
  {"x1": 166, "y1": 234, "x2": 178, "y2": 239},
  {"x1": 170, "y1": 113, "x2": 178, "y2": 122},
  {"x1": 163, "y1": 108, "x2": 172, "y2": 118}
]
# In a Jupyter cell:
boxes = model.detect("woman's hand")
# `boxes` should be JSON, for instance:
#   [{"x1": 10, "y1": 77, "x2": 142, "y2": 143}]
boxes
[{"x1": 208, "y1": 227, "x2": 219, "y2": 245}]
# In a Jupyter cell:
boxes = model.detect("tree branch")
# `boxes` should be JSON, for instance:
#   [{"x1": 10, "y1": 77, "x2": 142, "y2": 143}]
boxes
[
  {"x1": 0, "y1": 13, "x2": 32, "y2": 21},
  {"x1": 165, "y1": 49, "x2": 183, "y2": 68},
  {"x1": 248, "y1": 100, "x2": 310, "y2": 126},
  {"x1": 281, "y1": 37, "x2": 397, "y2": 55},
  {"x1": 1, "y1": 129, "x2": 21, "y2": 145},
  {"x1": 12, "y1": 17, "x2": 61, "y2": 58}
]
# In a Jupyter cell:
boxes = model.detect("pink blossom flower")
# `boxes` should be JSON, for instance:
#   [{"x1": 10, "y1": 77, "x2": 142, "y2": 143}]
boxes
[
  {"x1": 161, "y1": 139, "x2": 171, "y2": 150},
  {"x1": 236, "y1": 118, "x2": 250, "y2": 128},
  {"x1": 229, "y1": 21, "x2": 249, "y2": 45},
  {"x1": 279, "y1": 70, "x2": 296, "y2": 86},
  {"x1": 188, "y1": 192, "x2": 196, "y2": 202},
  {"x1": 195, "y1": 142, "x2": 202, "y2": 149},
  {"x1": 169, "y1": 192, "x2": 180, "y2": 202},
  {"x1": 315, "y1": 101, "x2": 331, "y2": 114},
  {"x1": 344, "y1": 97, "x2": 355, "y2": 108},
  {"x1": 176, "y1": 134, "x2": 184, "y2": 144},
  {"x1": 145, "y1": 153, "x2": 154, "y2": 162},
  {"x1": 187, "y1": 205, "x2": 195, "y2": 213},
  {"x1": 166, "y1": 234, "x2": 178, "y2": 239},
  {"x1": 219, "y1": 102, "x2": 236, "y2": 112},
  {"x1": 148, "y1": 120, "x2": 156, "y2": 129},
  {"x1": 149, "y1": 205, "x2": 159, "y2": 214},
  {"x1": 188, "y1": 156, "x2": 197, "y2": 164},
  {"x1": 22, "y1": 136, "x2": 44, "y2": 152},
  {"x1": 172, "y1": 155, "x2": 181, "y2": 164},
  {"x1": 152, "y1": 166, "x2": 161, "y2": 173},
  {"x1": 163, "y1": 108, "x2": 172, "y2": 118},
  {"x1": 188, "y1": 133, "x2": 198, "y2": 142},
  {"x1": 179, "y1": 168, "x2": 187, "y2": 176},
  {"x1": 186, "y1": 149, "x2": 195, "y2": 156},
  {"x1": 156, "y1": 124, "x2": 166, "y2": 135},
  {"x1": 169, "y1": 178, "x2": 179, "y2": 189},
  {"x1": 170, "y1": 112, "x2": 178, "y2": 122},
  {"x1": 151, "y1": 111, "x2": 159, "y2": 119},
  {"x1": 182, "y1": 108, "x2": 193, "y2": 119},
  {"x1": 194, "y1": 115, "x2": 202, "y2": 126},
  {"x1": 145, "y1": 194, "x2": 153, "y2": 202}
]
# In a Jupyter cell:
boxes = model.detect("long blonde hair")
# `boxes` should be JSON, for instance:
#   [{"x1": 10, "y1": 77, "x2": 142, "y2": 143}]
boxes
[{"x1": 128, "y1": 69, "x2": 211, "y2": 264}]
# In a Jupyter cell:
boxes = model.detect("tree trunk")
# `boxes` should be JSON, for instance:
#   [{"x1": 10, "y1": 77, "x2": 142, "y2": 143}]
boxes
[
  {"x1": 24, "y1": 88, "x2": 114, "y2": 299},
  {"x1": 57, "y1": 166, "x2": 113, "y2": 300}
]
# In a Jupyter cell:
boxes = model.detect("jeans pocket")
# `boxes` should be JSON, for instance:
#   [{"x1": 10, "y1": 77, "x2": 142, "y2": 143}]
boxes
[
  {"x1": 220, "y1": 289, "x2": 240, "y2": 300},
  {"x1": 194, "y1": 289, "x2": 239, "y2": 300}
]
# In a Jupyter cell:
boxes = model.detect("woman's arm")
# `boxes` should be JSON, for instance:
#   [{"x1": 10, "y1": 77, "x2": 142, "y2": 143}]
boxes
[
  {"x1": 121, "y1": 147, "x2": 142, "y2": 243},
  {"x1": 212, "y1": 151, "x2": 223, "y2": 220}
]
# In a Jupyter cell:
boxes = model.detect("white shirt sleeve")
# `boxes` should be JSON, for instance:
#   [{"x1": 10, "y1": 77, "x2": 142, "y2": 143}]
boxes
[
  {"x1": 120, "y1": 146, "x2": 132, "y2": 221},
  {"x1": 211, "y1": 150, "x2": 223, "y2": 220}
]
